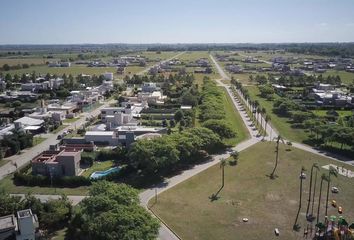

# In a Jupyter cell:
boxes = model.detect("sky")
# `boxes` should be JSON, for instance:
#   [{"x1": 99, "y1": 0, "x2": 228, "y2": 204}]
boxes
[{"x1": 1, "y1": 0, "x2": 354, "y2": 44}]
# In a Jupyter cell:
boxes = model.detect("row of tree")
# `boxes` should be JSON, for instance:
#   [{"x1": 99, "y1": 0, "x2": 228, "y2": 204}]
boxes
[{"x1": 0, "y1": 130, "x2": 33, "y2": 158}]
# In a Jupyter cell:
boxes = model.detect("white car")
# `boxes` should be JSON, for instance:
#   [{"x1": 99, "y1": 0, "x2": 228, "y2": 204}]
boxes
[{"x1": 331, "y1": 187, "x2": 339, "y2": 193}]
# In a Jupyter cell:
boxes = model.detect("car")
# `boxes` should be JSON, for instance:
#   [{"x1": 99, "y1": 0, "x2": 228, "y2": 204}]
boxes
[
  {"x1": 338, "y1": 206, "x2": 343, "y2": 214},
  {"x1": 56, "y1": 135, "x2": 62, "y2": 140},
  {"x1": 332, "y1": 200, "x2": 337, "y2": 207},
  {"x1": 274, "y1": 228, "x2": 280, "y2": 236},
  {"x1": 331, "y1": 187, "x2": 339, "y2": 193}
]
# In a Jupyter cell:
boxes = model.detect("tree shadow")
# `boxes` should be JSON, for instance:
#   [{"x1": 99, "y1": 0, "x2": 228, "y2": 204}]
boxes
[
  {"x1": 266, "y1": 174, "x2": 278, "y2": 180},
  {"x1": 209, "y1": 186, "x2": 224, "y2": 202},
  {"x1": 293, "y1": 223, "x2": 301, "y2": 232}
]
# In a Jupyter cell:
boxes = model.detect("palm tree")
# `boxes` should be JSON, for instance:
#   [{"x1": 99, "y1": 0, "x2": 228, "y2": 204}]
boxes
[
  {"x1": 294, "y1": 166, "x2": 306, "y2": 230},
  {"x1": 261, "y1": 107, "x2": 266, "y2": 134},
  {"x1": 317, "y1": 174, "x2": 328, "y2": 224},
  {"x1": 256, "y1": 107, "x2": 261, "y2": 128},
  {"x1": 270, "y1": 135, "x2": 284, "y2": 179},
  {"x1": 220, "y1": 158, "x2": 227, "y2": 189},
  {"x1": 265, "y1": 114, "x2": 271, "y2": 138},
  {"x1": 325, "y1": 167, "x2": 338, "y2": 216},
  {"x1": 310, "y1": 164, "x2": 319, "y2": 220},
  {"x1": 306, "y1": 163, "x2": 319, "y2": 219}
]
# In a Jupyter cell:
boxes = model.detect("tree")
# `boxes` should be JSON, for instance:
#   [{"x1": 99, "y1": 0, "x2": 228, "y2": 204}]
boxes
[
  {"x1": 293, "y1": 166, "x2": 306, "y2": 231},
  {"x1": 40, "y1": 195, "x2": 72, "y2": 230},
  {"x1": 174, "y1": 110, "x2": 184, "y2": 122},
  {"x1": 325, "y1": 167, "x2": 338, "y2": 217},
  {"x1": 265, "y1": 114, "x2": 271, "y2": 137},
  {"x1": 69, "y1": 181, "x2": 159, "y2": 240},
  {"x1": 202, "y1": 119, "x2": 236, "y2": 139},
  {"x1": 220, "y1": 159, "x2": 226, "y2": 189},
  {"x1": 317, "y1": 174, "x2": 328, "y2": 224},
  {"x1": 270, "y1": 135, "x2": 284, "y2": 179},
  {"x1": 310, "y1": 162, "x2": 319, "y2": 221},
  {"x1": 306, "y1": 163, "x2": 319, "y2": 220},
  {"x1": 230, "y1": 151, "x2": 239, "y2": 165},
  {"x1": 261, "y1": 107, "x2": 266, "y2": 133}
]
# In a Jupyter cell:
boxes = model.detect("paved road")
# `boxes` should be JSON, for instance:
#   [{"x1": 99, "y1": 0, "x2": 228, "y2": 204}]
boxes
[
  {"x1": 11, "y1": 194, "x2": 86, "y2": 206},
  {"x1": 0, "y1": 52, "x2": 185, "y2": 181}
]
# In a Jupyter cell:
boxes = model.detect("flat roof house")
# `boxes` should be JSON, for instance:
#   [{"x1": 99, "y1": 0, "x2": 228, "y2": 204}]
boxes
[
  {"x1": 31, "y1": 149, "x2": 81, "y2": 177},
  {"x1": 0, "y1": 209, "x2": 38, "y2": 240}
]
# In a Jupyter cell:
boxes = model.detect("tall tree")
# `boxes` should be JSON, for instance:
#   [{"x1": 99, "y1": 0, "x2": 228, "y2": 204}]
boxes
[
  {"x1": 310, "y1": 163, "x2": 319, "y2": 220},
  {"x1": 270, "y1": 135, "x2": 284, "y2": 179},
  {"x1": 306, "y1": 163, "x2": 319, "y2": 220},
  {"x1": 317, "y1": 174, "x2": 328, "y2": 224},
  {"x1": 325, "y1": 167, "x2": 338, "y2": 216},
  {"x1": 293, "y1": 166, "x2": 306, "y2": 230}
]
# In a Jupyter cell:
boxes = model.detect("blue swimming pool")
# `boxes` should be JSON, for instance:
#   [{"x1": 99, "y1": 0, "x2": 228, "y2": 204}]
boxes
[{"x1": 90, "y1": 167, "x2": 120, "y2": 179}]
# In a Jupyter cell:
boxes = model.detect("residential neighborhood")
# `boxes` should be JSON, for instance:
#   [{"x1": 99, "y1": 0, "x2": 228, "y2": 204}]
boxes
[{"x1": 1, "y1": 1, "x2": 354, "y2": 240}]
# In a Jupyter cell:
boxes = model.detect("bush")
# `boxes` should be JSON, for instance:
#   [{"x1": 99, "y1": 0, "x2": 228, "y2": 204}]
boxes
[
  {"x1": 14, "y1": 172, "x2": 91, "y2": 187},
  {"x1": 81, "y1": 152, "x2": 97, "y2": 166}
]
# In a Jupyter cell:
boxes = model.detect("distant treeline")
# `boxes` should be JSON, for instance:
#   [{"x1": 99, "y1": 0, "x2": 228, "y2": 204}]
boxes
[{"x1": 1, "y1": 43, "x2": 354, "y2": 57}]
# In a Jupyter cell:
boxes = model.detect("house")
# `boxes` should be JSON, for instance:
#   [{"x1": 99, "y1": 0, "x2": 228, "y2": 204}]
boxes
[
  {"x1": 85, "y1": 131, "x2": 119, "y2": 146},
  {"x1": 21, "y1": 82, "x2": 50, "y2": 92},
  {"x1": 31, "y1": 149, "x2": 81, "y2": 177},
  {"x1": 142, "y1": 82, "x2": 159, "y2": 93},
  {"x1": 14, "y1": 117, "x2": 44, "y2": 133},
  {"x1": 47, "y1": 103, "x2": 78, "y2": 118},
  {"x1": 225, "y1": 65, "x2": 243, "y2": 73},
  {"x1": 103, "y1": 72, "x2": 114, "y2": 81},
  {"x1": 0, "y1": 91, "x2": 39, "y2": 102},
  {"x1": 0, "y1": 209, "x2": 39, "y2": 240}
]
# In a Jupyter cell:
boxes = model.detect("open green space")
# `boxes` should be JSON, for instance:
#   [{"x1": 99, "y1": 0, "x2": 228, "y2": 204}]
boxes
[
  {"x1": 81, "y1": 160, "x2": 115, "y2": 178},
  {"x1": 3, "y1": 65, "x2": 118, "y2": 77},
  {"x1": 312, "y1": 109, "x2": 353, "y2": 118},
  {"x1": 319, "y1": 70, "x2": 354, "y2": 85},
  {"x1": 220, "y1": 87, "x2": 250, "y2": 145},
  {"x1": 149, "y1": 142, "x2": 354, "y2": 240},
  {"x1": 63, "y1": 117, "x2": 79, "y2": 124},
  {"x1": 246, "y1": 85, "x2": 308, "y2": 143},
  {"x1": 0, "y1": 175, "x2": 89, "y2": 195},
  {"x1": 33, "y1": 136, "x2": 46, "y2": 146},
  {"x1": 51, "y1": 125, "x2": 67, "y2": 134}
]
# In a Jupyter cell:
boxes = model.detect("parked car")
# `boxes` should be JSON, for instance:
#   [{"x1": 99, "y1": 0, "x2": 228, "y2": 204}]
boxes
[
  {"x1": 332, "y1": 200, "x2": 337, "y2": 207},
  {"x1": 274, "y1": 228, "x2": 280, "y2": 236},
  {"x1": 331, "y1": 187, "x2": 339, "y2": 193},
  {"x1": 338, "y1": 206, "x2": 343, "y2": 214}
]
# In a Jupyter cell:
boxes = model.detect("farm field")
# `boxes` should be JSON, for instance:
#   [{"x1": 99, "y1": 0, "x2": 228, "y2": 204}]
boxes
[{"x1": 149, "y1": 141, "x2": 354, "y2": 240}]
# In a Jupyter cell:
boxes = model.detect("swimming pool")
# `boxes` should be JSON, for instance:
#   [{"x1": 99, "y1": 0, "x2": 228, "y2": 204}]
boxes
[{"x1": 90, "y1": 166, "x2": 120, "y2": 179}]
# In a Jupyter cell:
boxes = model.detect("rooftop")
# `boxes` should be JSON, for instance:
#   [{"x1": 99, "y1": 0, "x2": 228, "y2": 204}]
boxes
[
  {"x1": 85, "y1": 131, "x2": 115, "y2": 136},
  {"x1": 0, "y1": 214, "x2": 16, "y2": 231}
]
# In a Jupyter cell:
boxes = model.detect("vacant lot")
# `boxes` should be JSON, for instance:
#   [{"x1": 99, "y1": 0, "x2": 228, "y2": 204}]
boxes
[
  {"x1": 246, "y1": 85, "x2": 308, "y2": 143},
  {"x1": 150, "y1": 142, "x2": 354, "y2": 240}
]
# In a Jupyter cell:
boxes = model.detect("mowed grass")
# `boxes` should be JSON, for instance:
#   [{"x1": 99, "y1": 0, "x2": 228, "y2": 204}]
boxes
[
  {"x1": 3, "y1": 65, "x2": 118, "y2": 77},
  {"x1": 149, "y1": 142, "x2": 354, "y2": 240},
  {"x1": 220, "y1": 87, "x2": 250, "y2": 146},
  {"x1": 0, "y1": 58, "x2": 53, "y2": 66},
  {"x1": 319, "y1": 70, "x2": 354, "y2": 85},
  {"x1": 0, "y1": 175, "x2": 89, "y2": 195},
  {"x1": 246, "y1": 85, "x2": 308, "y2": 143}
]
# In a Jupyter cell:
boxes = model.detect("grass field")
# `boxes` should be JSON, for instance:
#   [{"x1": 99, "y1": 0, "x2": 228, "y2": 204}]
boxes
[
  {"x1": 220, "y1": 87, "x2": 250, "y2": 146},
  {"x1": 33, "y1": 136, "x2": 46, "y2": 146},
  {"x1": 246, "y1": 85, "x2": 308, "y2": 143},
  {"x1": 320, "y1": 70, "x2": 354, "y2": 85},
  {"x1": 0, "y1": 175, "x2": 89, "y2": 195},
  {"x1": 312, "y1": 109, "x2": 353, "y2": 117},
  {"x1": 51, "y1": 125, "x2": 67, "y2": 134},
  {"x1": 81, "y1": 160, "x2": 115, "y2": 178},
  {"x1": 149, "y1": 142, "x2": 354, "y2": 240},
  {"x1": 0, "y1": 58, "x2": 52, "y2": 66}
]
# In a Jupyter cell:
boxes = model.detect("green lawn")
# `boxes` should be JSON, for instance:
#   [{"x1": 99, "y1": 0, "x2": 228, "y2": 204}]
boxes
[
  {"x1": 220, "y1": 87, "x2": 250, "y2": 146},
  {"x1": 312, "y1": 110, "x2": 353, "y2": 117},
  {"x1": 150, "y1": 142, "x2": 354, "y2": 240},
  {"x1": 51, "y1": 125, "x2": 67, "y2": 134},
  {"x1": 320, "y1": 70, "x2": 354, "y2": 85},
  {"x1": 0, "y1": 175, "x2": 89, "y2": 195},
  {"x1": 63, "y1": 118, "x2": 79, "y2": 124},
  {"x1": 33, "y1": 136, "x2": 46, "y2": 146},
  {"x1": 246, "y1": 85, "x2": 309, "y2": 143},
  {"x1": 81, "y1": 160, "x2": 115, "y2": 178}
]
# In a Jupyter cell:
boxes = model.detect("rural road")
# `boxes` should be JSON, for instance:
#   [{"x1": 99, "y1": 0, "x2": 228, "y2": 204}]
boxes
[{"x1": 0, "y1": 51, "x2": 185, "y2": 181}]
